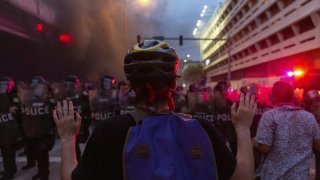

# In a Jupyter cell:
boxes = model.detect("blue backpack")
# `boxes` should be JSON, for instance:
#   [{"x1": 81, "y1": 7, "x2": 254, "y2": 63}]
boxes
[{"x1": 123, "y1": 111, "x2": 218, "y2": 180}]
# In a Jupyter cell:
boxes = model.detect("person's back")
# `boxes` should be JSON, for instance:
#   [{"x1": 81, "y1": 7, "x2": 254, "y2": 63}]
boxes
[
  {"x1": 54, "y1": 40, "x2": 258, "y2": 180},
  {"x1": 254, "y1": 81, "x2": 320, "y2": 179},
  {"x1": 256, "y1": 105, "x2": 319, "y2": 179}
]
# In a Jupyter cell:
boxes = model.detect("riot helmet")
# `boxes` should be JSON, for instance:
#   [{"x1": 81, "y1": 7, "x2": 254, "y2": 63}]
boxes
[
  {"x1": 0, "y1": 77, "x2": 14, "y2": 94},
  {"x1": 101, "y1": 75, "x2": 116, "y2": 90},
  {"x1": 64, "y1": 75, "x2": 81, "y2": 94},
  {"x1": 30, "y1": 76, "x2": 48, "y2": 97}
]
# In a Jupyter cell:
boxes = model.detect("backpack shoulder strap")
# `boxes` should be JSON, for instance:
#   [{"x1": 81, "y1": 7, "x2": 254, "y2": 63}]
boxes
[
  {"x1": 128, "y1": 109, "x2": 151, "y2": 124},
  {"x1": 176, "y1": 113, "x2": 193, "y2": 120}
]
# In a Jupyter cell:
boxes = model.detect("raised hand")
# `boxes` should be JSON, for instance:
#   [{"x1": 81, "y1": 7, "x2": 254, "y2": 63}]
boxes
[
  {"x1": 53, "y1": 100, "x2": 81, "y2": 141},
  {"x1": 231, "y1": 93, "x2": 257, "y2": 130}
]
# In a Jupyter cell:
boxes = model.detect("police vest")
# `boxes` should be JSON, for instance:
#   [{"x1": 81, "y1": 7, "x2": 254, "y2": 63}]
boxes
[
  {"x1": 22, "y1": 100, "x2": 54, "y2": 138},
  {"x1": 91, "y1": 96, "x2": 118, "y2": 121},
  {"x1": 65, "y1": 92, "x2": 91, "y2": 143}
]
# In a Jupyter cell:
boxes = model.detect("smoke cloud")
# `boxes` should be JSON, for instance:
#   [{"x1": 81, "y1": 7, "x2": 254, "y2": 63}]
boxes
[{"x1": 45, "y1": 0, "x2": 169, "y2": 81}]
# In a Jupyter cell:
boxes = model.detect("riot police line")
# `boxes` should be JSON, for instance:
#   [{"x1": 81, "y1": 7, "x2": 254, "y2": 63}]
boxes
[
  {"x1": 0, "y1": 75, "x2": 279, "y2": 180},
  {"x1": 0, "y1": 75, "x2": 136, "y2": 180}
]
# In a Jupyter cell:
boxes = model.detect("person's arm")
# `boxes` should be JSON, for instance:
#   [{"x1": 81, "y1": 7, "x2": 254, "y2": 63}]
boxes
[
  {"x1": 229, "y1": 93, "x2": 257, "y2": 180},
  {"x1": 311, "y1": 114, "x2": 320, "y2": 152},
  {"x1": 53, "y1": 100, "x2": 81, "y2": 180},
  {"x1": 254, "y1": 110, "x2": 275, "y2": 155},
  {"x1": 252, "y1": 138, "x2": 271, "y2": 154}
]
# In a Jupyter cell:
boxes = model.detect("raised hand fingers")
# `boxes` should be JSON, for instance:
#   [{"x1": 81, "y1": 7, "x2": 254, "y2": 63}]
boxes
[
  {"x1": 63, "y1": 100, "x2": 68, "y2": 117},
  {"x1": 245, "y1": 93, "x2": 251, "y2": 107},
  {"x1": 68, "y1": 101, "x2": 74, "y2": 119},
  {"x1": 57, "y1": 102, "x2": 63, "y2": 119},
  {"x1": 250, "y1": 94, "x2": 256, "y2": 110},
  {"x1": 240, "y1": 93, "x2": 245, "y2": 107}
]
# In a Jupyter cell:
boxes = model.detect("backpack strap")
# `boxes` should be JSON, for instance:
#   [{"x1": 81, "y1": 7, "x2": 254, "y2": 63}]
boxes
[
  {"x1": 128, "y1": 109, "x2": 151, "y2": 124},
  {"x1": 176, "y1": 113, "x2": 193, "y2": 120}
]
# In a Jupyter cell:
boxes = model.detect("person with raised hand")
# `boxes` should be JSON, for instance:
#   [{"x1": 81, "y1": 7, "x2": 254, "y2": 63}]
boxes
[{"x1": 54, "y1": 41, "x2": 257, "y2": 180}]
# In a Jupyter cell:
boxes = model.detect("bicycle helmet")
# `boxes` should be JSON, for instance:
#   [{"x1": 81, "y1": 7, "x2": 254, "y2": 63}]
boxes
[{"x1": 124, "y1": 40, "x2": 180, "y2": 80}]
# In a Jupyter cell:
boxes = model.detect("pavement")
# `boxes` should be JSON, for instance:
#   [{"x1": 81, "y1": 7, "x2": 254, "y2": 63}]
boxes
[{"x1": 0, "y1": 140, "x2": 317, "y2": 180}]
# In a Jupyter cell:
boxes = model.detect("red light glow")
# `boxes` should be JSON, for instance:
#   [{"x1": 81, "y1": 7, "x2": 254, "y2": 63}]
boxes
[
  {"x1": 59, "y1": 34, "x2": 73, "y2": 44},
  {"x1": 36, "y1": 23, "x2": 44, "y2": 32}
]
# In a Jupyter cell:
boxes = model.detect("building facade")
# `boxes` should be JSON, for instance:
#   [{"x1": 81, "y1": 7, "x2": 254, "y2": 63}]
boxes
[{"x1": 201, "y1": 0, "x2": 320, "y2": 89}]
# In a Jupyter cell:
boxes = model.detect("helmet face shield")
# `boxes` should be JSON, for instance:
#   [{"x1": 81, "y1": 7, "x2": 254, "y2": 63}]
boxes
[
  {"x1": 0, "y1": 82, "x2": 7, "y2": 94},
  {"x1": 64, "y1": 75, "x2": 81, "y2": 94},
  {"x1": 33, "y1": 84, "x2": 47, "y2": 97},
  {"x1": 64, "y1": 82, "x2": 76, "y2": 94},
  {"x1": 102, "y1": 78, "x2": 113, "y2": 90},
  {"x1": 30, "y1": 79, "x2": 40, "y2": 89}
]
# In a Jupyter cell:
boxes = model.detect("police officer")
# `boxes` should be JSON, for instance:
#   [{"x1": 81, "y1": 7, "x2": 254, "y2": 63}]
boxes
[
  {"x1": 21, "y1": 76, "x2": 56, "y2": 180},
  {"x1": 303, "y1": 90, "x2": 320, "y2": 179},
  {"x1": 0, "y1": 77, "x2": 22, "y2": 180},
  {"x1": 62, "y1": 75, "x2": 91, "y2": 161},
  {"x1": 240, "y1": 83, "x2": 273, "y2": 170},
  {"x1": 90, "y1": 75, "x2": 118, "y2": 127},
  {"x1": 117, "y1": 80, "x2": 136, "y2": 115},
  {"x1": 173, "y1": 86, "x2": 188, "y2": 113},
  {"x1": 212, "y1": 81, "x2": 237, "y2": 155}
]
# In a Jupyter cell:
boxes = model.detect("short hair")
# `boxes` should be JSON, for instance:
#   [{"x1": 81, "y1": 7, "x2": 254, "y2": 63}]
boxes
[
  {"x1": 214, "y1": 81, "x2": 229, "y2": 94},
  {"x1": 303, "y1": 90, "x2": 320, "y2": 111},
  {"x1": 272, "y1": 81, "x2": 294, "y2": 103}
]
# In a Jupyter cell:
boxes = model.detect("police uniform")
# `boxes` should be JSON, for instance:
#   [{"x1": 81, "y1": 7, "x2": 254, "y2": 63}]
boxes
[
  {"x1": 0, "y1": 94, "x2": 22, "y2": 179},
  {"x1": 117, "y1": 90, "x2": 136, "y2": 115},
  {"x1": 21, "y1": 88, "x2": 55, "y2": 180},
  {"x1": 64, "y1": 91, "x2": 91, "y2": 160},
  {"x1": 188, "y1": 91, "x2": 237, "y2": 155},
  {"x1": 91, "y1": 90, "x2": 118, "y2": 127},
  {"x1": 251, "y1": 102, "x2": 273, "y2": 170}
]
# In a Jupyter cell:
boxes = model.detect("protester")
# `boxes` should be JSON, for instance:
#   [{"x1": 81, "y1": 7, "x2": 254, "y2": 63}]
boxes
[
  {"x1": 303, "y1": 90, "x2": 320, "y2": 180},
  {"x1": 254, "y1": 81, "x2": 320, "y2": 179},
  {"x1": 54, "y1": 41, "x2": 257, "y2": 180}
]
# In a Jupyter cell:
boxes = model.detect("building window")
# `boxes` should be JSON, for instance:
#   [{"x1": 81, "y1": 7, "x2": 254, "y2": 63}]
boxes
[
  {"x1": 269, "y1": 34, "x2": 280, "y2": 45},
  {"x1": 249, "y1": 21, "x2": 257, "y2": 31},
  {"x1": 281, "y1": 0, "x2": 294, "y2": 8},
  {"x1": 281, "y1": 26, "x2": 295, "y2": 40},
  {"x1": 268, "y1": 3, "x2": 280, "y2": 16},
  {"x1": 249, "y1": 45, "x2": 257, "y2": 54},
  {"x1": 243, "y1": 49, "x2": 249, "y2": 56},
  {"x1": 298, "y1": 16, "x2": 315, "y2": 34},
  {"x1": 243, "y1": 4, "x2": 250, "y2": 14},
  {"x1": 249, "y1": 0, "x2": 258, "y2": 7},
  {"x1": 258, "y1": 12, "x2": 268, "y2": 24},
  {"x1": 258, "y1": 40, "x2": 268, "y2": 50}
]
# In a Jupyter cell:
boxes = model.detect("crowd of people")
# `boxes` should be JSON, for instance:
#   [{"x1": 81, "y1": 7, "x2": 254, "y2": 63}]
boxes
[
  {"x1": 0, "y1": 74, "x2": 135, "y2": 180},
  {"x1": 1, "y1": 40, "x2": 320, "y2": 180}
]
